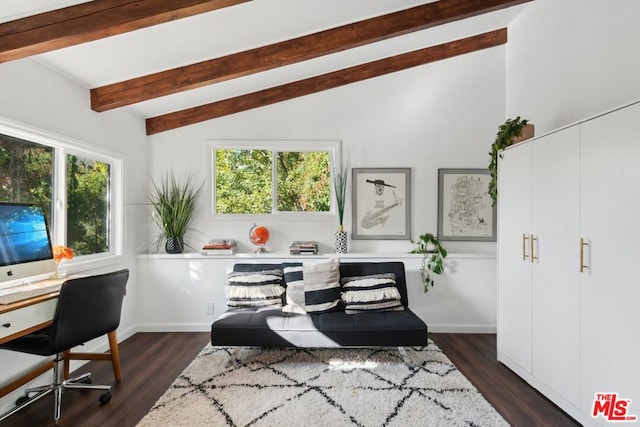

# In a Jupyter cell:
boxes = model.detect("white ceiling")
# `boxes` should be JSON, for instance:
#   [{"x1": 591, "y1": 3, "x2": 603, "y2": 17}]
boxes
[{"x1": 1, "y1": 1, "x2": 527, "y2": 120}]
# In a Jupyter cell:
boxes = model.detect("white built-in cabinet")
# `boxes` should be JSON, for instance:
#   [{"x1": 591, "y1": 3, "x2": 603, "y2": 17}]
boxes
[
  {"x1": 498, "y1": 102, "x2": 640, "y2": 426},
  {"x1": 497, "y1": 141, "x2": 533, "y2": 372},
  {"x1": 578, "y1": 105, "x2": 640, "y2": 420}
]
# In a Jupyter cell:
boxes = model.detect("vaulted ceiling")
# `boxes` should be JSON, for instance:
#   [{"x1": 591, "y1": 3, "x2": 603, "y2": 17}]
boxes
[{"x1": 0, "y1": 0, "x2": 533, "y2": 135}]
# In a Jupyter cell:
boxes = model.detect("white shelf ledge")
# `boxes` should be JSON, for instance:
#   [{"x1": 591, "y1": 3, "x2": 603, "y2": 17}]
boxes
[{"x1": 137, "y1": 252, "x2": 495, "y2": 260}]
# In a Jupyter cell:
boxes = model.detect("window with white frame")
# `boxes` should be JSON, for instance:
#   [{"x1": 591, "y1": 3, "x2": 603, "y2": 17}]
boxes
[
  {"x1": 210, "y1": 140, "x2": 340, "y2": 216},
  {"x1": 0, "y1": 123, "x2": 122, "y2": 260}
]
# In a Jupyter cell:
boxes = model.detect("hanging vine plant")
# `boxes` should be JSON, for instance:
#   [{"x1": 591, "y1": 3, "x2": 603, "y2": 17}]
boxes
[
  {"x1": 488, "y1": 116, "x2": 531, "y2": 206},
  {"x1": 410, "y1": 233, "x2": 448, "y2": 292}
]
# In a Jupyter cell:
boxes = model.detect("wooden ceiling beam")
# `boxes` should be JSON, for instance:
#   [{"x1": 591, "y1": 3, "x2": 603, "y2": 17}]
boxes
[
  {"x1": 0, "y1": 0, "x2": 250, "y2": 63},
  {"x1": 145, "y1": 28, "x2": 507, "y2": 135},
  {"x1": 93, "y1": 0, "x2": 532, "y2": 112}
]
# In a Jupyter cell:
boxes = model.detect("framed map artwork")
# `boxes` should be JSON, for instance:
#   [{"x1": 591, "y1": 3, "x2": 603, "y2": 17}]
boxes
[{"x1": 437, "y1": 168, "x2": 496, "y2": 242}]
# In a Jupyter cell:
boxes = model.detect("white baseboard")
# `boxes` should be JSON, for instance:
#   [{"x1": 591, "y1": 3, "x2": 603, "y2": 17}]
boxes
[
  {"x1": 428, "y1": 324, "x2": 497, "y2": 334},
  {"x1": 136, "y1": 323, "x2": 211, "y2": 333},
  {"x1": 135, "y1": 323, "x2": 496, "y2": 334}
]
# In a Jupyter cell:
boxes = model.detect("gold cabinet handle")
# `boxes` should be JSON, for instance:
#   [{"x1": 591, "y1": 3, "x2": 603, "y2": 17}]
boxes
[
  {"x1": 522, "y1": 233, "x2": 529, "y2": 261},
  {"x1": 530, "y1": 234, "x2": 538, "y2": 263},
  {"x1": 580, "y1": 238, "x2": 589, "y2": 272}
]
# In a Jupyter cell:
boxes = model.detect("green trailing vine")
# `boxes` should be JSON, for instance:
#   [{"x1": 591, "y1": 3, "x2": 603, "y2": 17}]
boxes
[
  {"x1": 410, "y1": 233, "x2": 448, "y2": 292},
  {"x1": 488, "y1": 116, "x2": 529, "y2": 206}
]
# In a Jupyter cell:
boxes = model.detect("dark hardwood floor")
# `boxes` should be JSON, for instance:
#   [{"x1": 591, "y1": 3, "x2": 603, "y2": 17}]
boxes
[
  {"x1": 430, "y1": 333, "x2": 580, "y2": 427},
  {"x1": 1, "y1": 332, "x2": 211, "y2": 427},
  {"x1": 1, "y1": 332, "x2": 580, "y2": 426}
]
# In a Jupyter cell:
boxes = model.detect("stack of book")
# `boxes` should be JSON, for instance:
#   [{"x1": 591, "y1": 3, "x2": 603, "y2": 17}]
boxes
[
  {"x1": 201, "y1": 239, "x2": 238, "y2": 255},
  {"x1": 289, "y1": 241, "x2": 319, "y2": 255}
]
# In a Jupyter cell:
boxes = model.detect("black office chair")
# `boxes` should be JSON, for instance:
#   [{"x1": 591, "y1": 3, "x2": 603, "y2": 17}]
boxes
[{"x1": 0, "y1": 269, "x2": 129, "y2": 425}]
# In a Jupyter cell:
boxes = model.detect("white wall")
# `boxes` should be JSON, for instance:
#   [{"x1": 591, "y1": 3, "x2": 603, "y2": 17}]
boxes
[
  {"x1": 0, "y1": 58, "x2": 147, "y2": 412},
  {"x1": 147, "y1": 46, "x2": 506, "y2": 255},
  {"x1": 137, "y1": 254, "x2": 498, "y2": 334},
  {"x1": 506, "y1": 0, "x2": 640, "y2": 134},
  {"x1": 139, "y1": 43, "x2": 506, "y2": 336}
]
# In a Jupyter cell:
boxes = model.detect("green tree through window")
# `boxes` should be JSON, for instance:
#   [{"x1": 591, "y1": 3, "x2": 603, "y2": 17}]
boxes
[
  {"x1": 66, "y1": 155, "x2": 110, "y2": 255},
  {"x1": 215, "y1": 149, "x2": 272, "y2": 214},
  {"x1": 1, "y1": 132, "x2": 112, "y2": 257},
  {"x1": 277, "y1": 151, "x2": 330, "y2": 212},
  {"x1": 0, "y1": 134, "x2": 53, "y2": 219},
  {"x1": 215, "y1": 147, "x2": 331, "y2": 215}
]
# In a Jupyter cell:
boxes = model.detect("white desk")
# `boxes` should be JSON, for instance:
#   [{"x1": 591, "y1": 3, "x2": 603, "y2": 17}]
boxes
[
  {"x1": 0, "y1": 277, "x2": 73, "y2": 346},
  {"x1": 0, "y1": 290, "x2": 59, "y2": 398},
  {"x1": 0, "y1": 291, "x2": 58, "y2": 345}
]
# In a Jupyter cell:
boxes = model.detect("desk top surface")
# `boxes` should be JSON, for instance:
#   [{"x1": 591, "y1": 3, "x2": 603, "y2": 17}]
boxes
[
  {"x1": 0, "y1": 278, "x2": 65, "y2": 313},
  {"x1": 0, "y1": 292, "x2": 58, "y2": 314}
]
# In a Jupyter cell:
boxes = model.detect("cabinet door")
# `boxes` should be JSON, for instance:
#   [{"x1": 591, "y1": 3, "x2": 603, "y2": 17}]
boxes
[
  {"x1": 580, "y1": 104, "x2": 640, "y2": 419},
  {"x1": 497, "y1": 143, "x2": 532, "y2": 372},
  {"x1": 531, "y1": 127, "x2": 581, "y2": 406}
]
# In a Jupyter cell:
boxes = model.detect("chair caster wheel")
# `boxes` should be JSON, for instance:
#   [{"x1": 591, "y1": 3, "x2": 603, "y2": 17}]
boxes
[
  {"x1": 15, "y1": 395, "x2": 29, "y2": 406},
  {"x1": 99, "y1": 392, "x2": 111, "y2": 405}
]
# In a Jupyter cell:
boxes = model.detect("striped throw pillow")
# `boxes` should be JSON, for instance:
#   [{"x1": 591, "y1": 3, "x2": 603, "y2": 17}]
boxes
[
  {"x1": 340, "y1": 273, "x2": 404, "y2": 314},
  {"x1": 282, "y1": 262, "x2": 305, "y2": 314},
  {"x1": 226, "y1": 269, "x2": 285, "y2": 308},
  {"x1": 304, "y1": 258, "x2": 341, "y2": 313}
]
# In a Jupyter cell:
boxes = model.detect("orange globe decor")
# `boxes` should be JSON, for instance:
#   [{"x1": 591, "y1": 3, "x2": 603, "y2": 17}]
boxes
[{"x1": 249, "y1": 224, "x2": 270, "y2": 253}]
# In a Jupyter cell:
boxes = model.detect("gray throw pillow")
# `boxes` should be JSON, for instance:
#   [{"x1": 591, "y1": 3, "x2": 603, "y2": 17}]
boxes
[{"x1": 304, "y1": 258, "x2": 341, "y2": 313}]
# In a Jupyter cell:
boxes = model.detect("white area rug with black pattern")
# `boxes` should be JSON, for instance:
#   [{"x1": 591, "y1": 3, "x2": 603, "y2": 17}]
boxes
[{"x1": 138, "y1": 340, "x2": 508, "y2": 426}]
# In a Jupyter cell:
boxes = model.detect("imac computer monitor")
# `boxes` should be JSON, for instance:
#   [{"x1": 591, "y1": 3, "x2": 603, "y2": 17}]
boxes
[{"x1": 0, "y1": 202, "x2": 56, "y2": 284}]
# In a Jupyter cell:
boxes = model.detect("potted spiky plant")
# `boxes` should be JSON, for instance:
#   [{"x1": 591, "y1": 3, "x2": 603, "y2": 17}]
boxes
[
  {"x1": 333, "y1": 153, "x2": 350, "y2": 253},
  {"x1": 148, "y1": 171, "x2": 202, "y2": 254}
]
